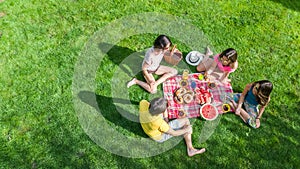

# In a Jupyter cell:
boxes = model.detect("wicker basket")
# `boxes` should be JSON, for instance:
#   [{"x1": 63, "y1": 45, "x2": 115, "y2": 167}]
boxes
[{"x1": 163, "y1": 50, "x2": 182, "y2": 66}]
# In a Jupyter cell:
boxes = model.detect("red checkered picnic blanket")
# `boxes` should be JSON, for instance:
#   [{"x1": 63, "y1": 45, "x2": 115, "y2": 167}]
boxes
[{"x1": 163, "y1": 73, "x2": 233, "y2": 119}]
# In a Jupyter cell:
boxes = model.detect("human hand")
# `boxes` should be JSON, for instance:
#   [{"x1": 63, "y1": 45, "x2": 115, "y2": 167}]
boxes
[
  {"x1": 184, "y1": 125, "x2": 192, "y2": 134},
  {"x1": 170, "y1": 44, "x2": 177, "y2": 55},
  {"x1": 149, "y1": 79, "x2": 155, "y2": 84},
  {"x1": 164, "y1": 117, "x2": 169, "y2": 123},
  {"x1": 221, "y1": 78, "x2": 231, "y2": 85},
  {"x1": 235, "y1": 107, "x2": 241, "y2": 115},
  {"x1": 204, "y1": 73, "x2": 212, "y2": 82},
  {"x1": 206, "y1": 74, "x2": 212, "y2": 81},
  {"x1": 149, "y1": 81, "x2": 156, "y2": 88},
  {"x1": 256, "y1": 119, "x2": 261, "y2": 128}
]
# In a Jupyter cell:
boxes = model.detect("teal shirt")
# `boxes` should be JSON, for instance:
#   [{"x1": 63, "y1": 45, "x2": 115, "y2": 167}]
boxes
[{"x1": 245, "y1": 87, "x2": 258, "y2": 105}]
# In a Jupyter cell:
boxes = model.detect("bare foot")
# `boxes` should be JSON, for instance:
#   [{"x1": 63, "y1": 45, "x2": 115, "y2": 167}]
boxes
[
  {"x1": 187, "y1": 148, "x2": 206, "y2": 157},
  {"x1": 127, "y1": 78, "x2": 136, "y2": 88},
  {"x1": 149, "y1": 83, "x2": 158, "y2": 94}
]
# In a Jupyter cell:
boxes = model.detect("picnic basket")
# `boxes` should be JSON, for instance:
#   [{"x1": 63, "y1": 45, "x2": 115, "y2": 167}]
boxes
[{"x1": 163, "y1": 48, "x2": 182, "y2": 66}]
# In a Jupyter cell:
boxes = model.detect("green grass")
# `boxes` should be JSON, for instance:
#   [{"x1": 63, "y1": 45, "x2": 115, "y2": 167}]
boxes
[{"x1": 1, "y1": 0, "x2": 300, "y2": 168}]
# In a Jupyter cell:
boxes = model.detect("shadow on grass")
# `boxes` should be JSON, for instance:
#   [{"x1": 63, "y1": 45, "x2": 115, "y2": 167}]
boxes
[
  {"x1": 98, "y1": 42, "x2": 194, "y2": 77},
  {"x1": 78, "y1": 91, "x2": 147, "y2": 138},
  {"x1": 98, "y1": 42, "x2": 144, "y2": 77},
  {"x1": 256, "y1": 105, "x2": 300, "y2": 168},
  {"x1": 270, "y1": 0, "x2": 300, "y2": 11},
  {"x1": 114, "y1": 140, "x2": 218, "y2": 169}
]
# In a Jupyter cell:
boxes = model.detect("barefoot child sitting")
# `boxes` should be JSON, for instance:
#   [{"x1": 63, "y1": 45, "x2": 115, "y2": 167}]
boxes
[
  {"x1": 127, "y1": 35, "x2": 178, "y2": 93},
  {"x1": 197, "y1": 48, "x2": 238, "y2": 83},
  {"x1": 139, "y1": 97, "x2": 206, "y2": 156},
  {"x1": 229, "y1": 80, "x2": 273, "y2": 128}
]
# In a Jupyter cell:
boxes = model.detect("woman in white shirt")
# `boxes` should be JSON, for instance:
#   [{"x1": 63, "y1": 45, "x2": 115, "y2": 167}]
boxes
[{"x1": 127, "y1": 35, "x2": 178, "y2": 93}]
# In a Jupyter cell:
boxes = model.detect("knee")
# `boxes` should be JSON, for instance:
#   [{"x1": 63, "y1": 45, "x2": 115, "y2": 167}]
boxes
[
  {"x1": 182, "y1": 117, "x2": 190, "y2": 125},
  {"x1": 149, "y1": 88, "x2": 157, "y2": 94},
  {"x1": 196, "y1": 64, "x2": 205, "y2": 72},
  {"x1": 170, "y1": 68, "x2": 178, "y2": 76},
  {"x1": 196, "y1": 65, "x2": 201, "y2": 72}
]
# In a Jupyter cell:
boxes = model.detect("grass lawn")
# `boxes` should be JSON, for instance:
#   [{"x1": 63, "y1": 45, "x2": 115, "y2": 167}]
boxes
[{"x1": 0, "y1": 0, "x2": 299, "y2": 168}]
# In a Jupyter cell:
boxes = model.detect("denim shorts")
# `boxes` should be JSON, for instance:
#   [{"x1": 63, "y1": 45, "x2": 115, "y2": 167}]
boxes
[
  {"x1": 156, "y1": 119, "x2": 182, "y2": 143},
  {"x1": 233, "y1": 93, "x2": 259, "y2": 128}
]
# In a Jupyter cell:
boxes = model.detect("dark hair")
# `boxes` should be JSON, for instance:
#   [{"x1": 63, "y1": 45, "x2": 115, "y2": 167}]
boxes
[
  {"x1": 153, "y1": 35, "x2": 172, "y2": 49},
  {"x1": 253, "y1": 80, "x2": 273, "y2": 106},
  {"x1": 149, "y1": 97, "x2": 167, "y2": 115},
  {"x1": 219, "y1": 48, "x2": 238, "y2": 62}
]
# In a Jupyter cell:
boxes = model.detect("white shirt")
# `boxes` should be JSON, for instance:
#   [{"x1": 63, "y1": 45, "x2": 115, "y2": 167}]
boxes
[{"x1": 142, "y1": 47, "x2": 164, "y2": 72}]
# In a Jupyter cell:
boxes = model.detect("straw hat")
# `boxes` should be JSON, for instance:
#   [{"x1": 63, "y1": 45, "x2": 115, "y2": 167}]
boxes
[{"x1": 185, "y1": 51, "x2": 204, "y2": 66}]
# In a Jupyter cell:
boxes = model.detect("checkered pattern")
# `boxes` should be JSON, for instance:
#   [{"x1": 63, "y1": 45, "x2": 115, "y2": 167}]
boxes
[{"x1": 163, "y1": 73, "x2": 233, "y2": 119}]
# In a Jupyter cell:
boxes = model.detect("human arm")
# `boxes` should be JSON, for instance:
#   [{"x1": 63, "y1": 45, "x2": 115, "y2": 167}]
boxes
[
  {"x1": 142, "y1": 62, "x2": 155, "y2": 84},
  {"x1": 163, "y1": 109, "x2": 169, "y2": 122},
  {"x1": 220, "y1": 61, "x2": 238, "y2": 83},
  {"x1": 204, "y1": 61, "x2": 218, "y2": 81},
  {"x1": 165, "y1": 125, "x2": 192, "y2": 136},
  {"x1": 206, "y1": 61, "x2": 217, "y2": 75},
  {"x1": 236, "y1": 83, "x2": 253, "y2": 115},
  {"x1": 169, "y1": 44, "x2": 177, "y2": 56},
  {"x1": 255, "y1": 97, "x2": 270, "y2": 128},
  {"x1": 220, "y1": 71, "x2": 230, "y2": 83}
]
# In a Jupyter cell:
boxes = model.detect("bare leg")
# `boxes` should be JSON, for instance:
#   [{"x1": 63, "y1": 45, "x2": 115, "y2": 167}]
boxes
[
  {"x1": 229, "y1": 99, "x2": 237, "y2": 113},
  {"x1": 185, "y1": 134, "x2": 206, "y2": 157},
  {"x1": 127, "y1": 78, "x2": 156, "y2": 93},
  {"x1": 228, "y1": 98, "x2": 249, "y2": 121},
  {"x1": 238, "y1": 108, "x2": 250, "y2": 123},
  {"x1": 143, "y1": 73, "x2": 157, "y2": 93},
  {"x1": 127, "y1": 78, "x2": 137, "y2": 88},
  {"x1": 220, "y1": 72, "x2": 231, "y2": 84},
  {"x1": 205, "y1": 46, "x2": 213, "y2": 56},
  {"x1": 196, "y1": 47, "x2": 213, "y2": 72},
  {"x1": 154, "y1": 65, "x2": 178, "y2": 87},
  {"x1": 135, "y1": 79, "x2": 152, "y2": 92},
  {"x1": 155, "y1": 73, "x2": 174, "y2": 86},
  {"x1": 143, "y1": 72, "x2": 155, "y2": 84},
  {"x1": 196, "y1": 57, "x2": 214, "y2": 72},
  {"x1": 229, "y1": 100, "x2": 250, "y2": 122},
  {"x1": 176, "y1": 118, "x2": 206, "y2": 157}
]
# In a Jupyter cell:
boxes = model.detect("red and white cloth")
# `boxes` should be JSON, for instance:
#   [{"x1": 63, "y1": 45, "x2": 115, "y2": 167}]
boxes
[{"x1": 163, "y1": 73, "x2": 233, "y2": 119}]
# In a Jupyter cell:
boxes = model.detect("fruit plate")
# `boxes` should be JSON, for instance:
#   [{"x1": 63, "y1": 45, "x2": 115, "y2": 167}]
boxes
[{"x1": 200, "y1": 103, "x2": 218, "y2": 121}]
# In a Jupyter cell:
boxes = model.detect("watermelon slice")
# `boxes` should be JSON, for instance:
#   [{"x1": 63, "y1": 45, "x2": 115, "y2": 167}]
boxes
[{"x1": 200, "y1": 103, "x2": 218, "y2": 121}]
